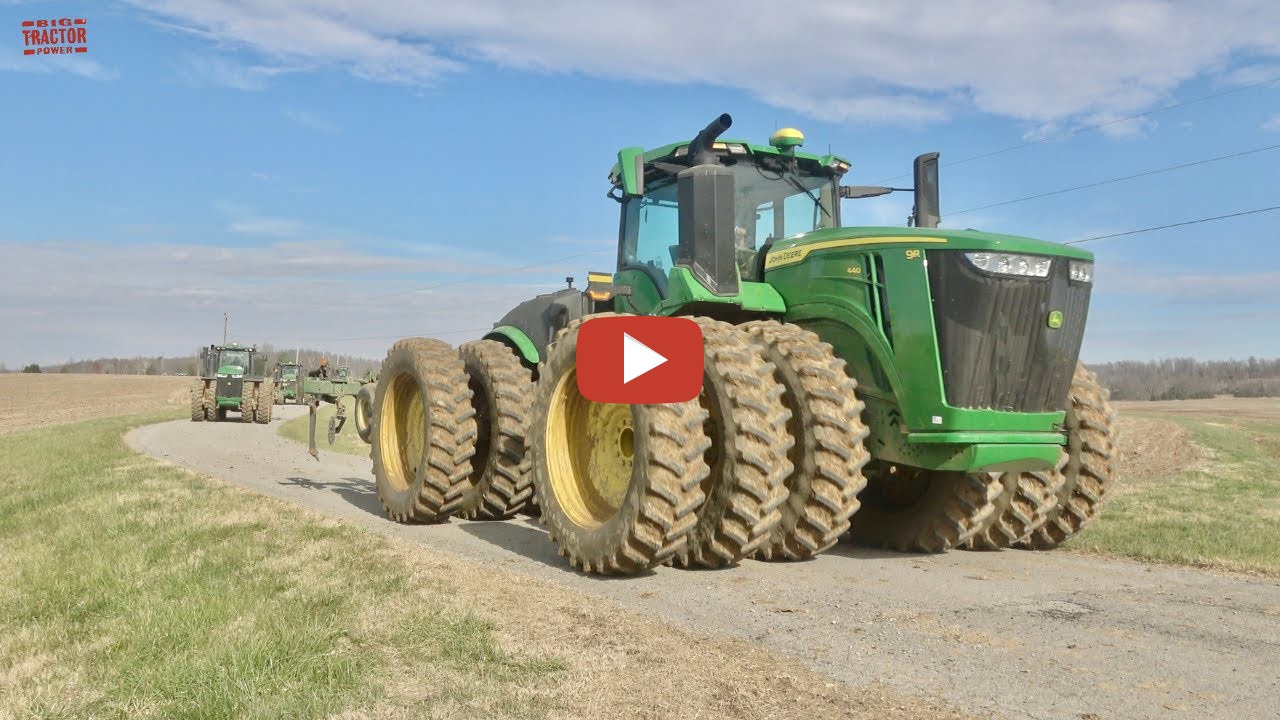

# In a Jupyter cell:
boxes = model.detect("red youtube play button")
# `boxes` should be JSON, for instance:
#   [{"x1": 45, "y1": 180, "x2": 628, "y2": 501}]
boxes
[{"x1": 576, "y1": 316, "x2": 704, "y2": 403}]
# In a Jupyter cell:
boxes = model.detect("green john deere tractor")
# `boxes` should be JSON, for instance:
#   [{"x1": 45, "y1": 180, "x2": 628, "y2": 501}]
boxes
[
  {"x1": 273, "y1": 361, "x2": 302, "y2": 405},
  {"x1": 367, "y1": 113, "x2": 1118, "y2": 574},
  {"x1": 189, "y1": 343, "x2": 274, "y2": 424}
]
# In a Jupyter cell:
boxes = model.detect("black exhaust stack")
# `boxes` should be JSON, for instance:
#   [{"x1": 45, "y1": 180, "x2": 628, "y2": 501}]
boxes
[{"x1": 677, "y1": 113, "x2": 739, "y2": 296}]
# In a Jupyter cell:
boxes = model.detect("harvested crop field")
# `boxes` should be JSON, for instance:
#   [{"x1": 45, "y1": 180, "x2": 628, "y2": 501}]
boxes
[{"x1": 0, "y1": 374, "x2": 190, "y2": 435}]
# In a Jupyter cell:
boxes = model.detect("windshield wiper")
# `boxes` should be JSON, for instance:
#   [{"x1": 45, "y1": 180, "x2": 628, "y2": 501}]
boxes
[{"x1": 784, "y1": 173, "x2": 831, "y2": 219}]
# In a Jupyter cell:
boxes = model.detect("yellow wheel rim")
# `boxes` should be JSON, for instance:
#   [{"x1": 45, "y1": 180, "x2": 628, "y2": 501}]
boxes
[
  {"x1": 378, "y1": 371, "x2": 425, "y2": 492},
  {"x1": 545, "y1": 368, "x2": 634, "y2": 528}
]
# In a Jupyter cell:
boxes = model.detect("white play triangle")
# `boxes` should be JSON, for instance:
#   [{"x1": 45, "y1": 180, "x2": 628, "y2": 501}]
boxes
[{"x1": 622, "y1": 332, "x2": 668, "y2": 384}]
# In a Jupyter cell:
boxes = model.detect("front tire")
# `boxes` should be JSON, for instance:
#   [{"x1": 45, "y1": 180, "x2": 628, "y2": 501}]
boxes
[
  {"x1": 671, "y1": 318, "x2": 792, "y2": 569},
  {"x1": 254, "y1": 379, "x2": 274, "y2": 424},
  {"x1": 532, "y1": 316, "x2": 710, "y2": 575},
  {"x1": 849, "y1": 464, "x2": 1005, "y2": 553},
  {"x1": 740, "y1": 320, "x2": 869, "y2": 561},
  {"x1": 1022, "y1": 364, "x2": 1119, "y2": 549},
  {"x1": 190, "y1": 380, "x2": 206, "y2": 422}
]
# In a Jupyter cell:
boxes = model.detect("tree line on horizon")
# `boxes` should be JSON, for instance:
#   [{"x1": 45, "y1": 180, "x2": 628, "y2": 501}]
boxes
[
  {"x1": 1091, "y1": 357, "x2": 1280, "y2": 401},
  {"x1": 3, "y1": 345, "x2": 380, "y2": 378}
]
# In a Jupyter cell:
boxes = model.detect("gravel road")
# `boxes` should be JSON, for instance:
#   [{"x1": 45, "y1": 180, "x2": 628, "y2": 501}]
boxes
[{"x1": 129, "y1": 409, "x2": 1280, "y2": 720}]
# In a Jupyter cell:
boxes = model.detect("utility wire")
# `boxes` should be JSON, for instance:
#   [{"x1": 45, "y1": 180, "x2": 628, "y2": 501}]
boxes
[
  {"x1": 873, "y1": 74, "x2": 1280, "y2": 183},
  {"x1": 950, "y1": 142, "x2": 1280, "y2": 216},
  {"x1": 1065, "y1": 205, "x2": 1280, "y2": 244}
]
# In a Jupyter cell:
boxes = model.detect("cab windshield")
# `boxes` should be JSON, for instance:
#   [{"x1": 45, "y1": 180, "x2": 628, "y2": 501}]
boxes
[
  {"x1": 622, "y1": 162, "x2": 837, "y2": 288},
  {"x1": 280, "y1": 366, "x2": 298, "y2": 380},
  {"x1": 219, "y1": 350, "x2": 250, "y2": 370}
]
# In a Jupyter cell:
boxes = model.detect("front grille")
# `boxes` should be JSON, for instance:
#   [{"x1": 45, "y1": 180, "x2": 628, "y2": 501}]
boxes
[
  {"x1": 927, "y1": 251, "x2": 1090, "y2": 413},
  {"x1": 218, "y1": 377, "x2": 244, "y2": 400}
]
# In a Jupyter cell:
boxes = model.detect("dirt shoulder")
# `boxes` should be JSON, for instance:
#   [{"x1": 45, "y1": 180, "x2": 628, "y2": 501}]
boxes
[{"x1": 0, "y1": 374, "x2": 189, "y2": 435}]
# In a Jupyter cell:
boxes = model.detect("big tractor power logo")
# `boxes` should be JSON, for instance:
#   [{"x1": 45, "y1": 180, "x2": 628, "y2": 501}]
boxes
[{"x1": 21, "y1": 18, "x2": 88, "y2": 56}]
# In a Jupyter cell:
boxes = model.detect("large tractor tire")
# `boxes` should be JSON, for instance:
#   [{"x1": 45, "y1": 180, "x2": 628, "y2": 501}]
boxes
[
  {"x1": 532, "y1": 316, "x2": 710, "y2": 575},
  {"x1": 671, "y1": 318, "x2": 792, "y2": 569},
  {"x1": 1021, "y1": 364, "x2": 1119, "y2": 549},
  {"x1": 963, "y1": 468, "x2": 1064, "y2": 550},
  {"x1": 457, "y1": 340, "x2": 535, "y2": 520},
  {"x1": 849, "y1": 463, "x2": 1005, "y2": 552},
  {"x1": 254, "y1": 380, "x2": 274, "y2": 424},
  {"x1": 740, "y1": 320, "x2": 869, "y2": 561},
  {"x1": 354, "y1": 384, "x2": 375, "y2": 444},
  {"x1": 202, "y1": 384, "x2": 216, "y2": 421},
  {"x1": 371, "y1": 338, "x2": 477, "y2": 523},
  {"x1": 241, "y1": 382, "x2": 258, "y2": 423},
  {"x1": 190, "y1": 380, "x2": 206, "y2": 422}
]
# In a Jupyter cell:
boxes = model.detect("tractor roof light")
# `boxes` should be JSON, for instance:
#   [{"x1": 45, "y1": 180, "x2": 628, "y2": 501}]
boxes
[{"x1": 964, "y1": 252, "x2": 1052, "y2": 278}]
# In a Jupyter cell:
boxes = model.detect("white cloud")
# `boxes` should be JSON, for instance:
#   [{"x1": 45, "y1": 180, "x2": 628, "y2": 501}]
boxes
[
  {"x1": 0, "y1": 240, "x2": 588, "y2": 365},
  {"x1": 125, "y1": 1, "x2": 1280, "y2": 128},
  {"x1": 1264, "y1": 114, "x2": 1280, "y2": 131},
  {"x1": 174, "y1": 53, "x2": 298, "y2": 89},
  {"x1": 0, "y1": 50, "x2": 118, "y2": 80}
]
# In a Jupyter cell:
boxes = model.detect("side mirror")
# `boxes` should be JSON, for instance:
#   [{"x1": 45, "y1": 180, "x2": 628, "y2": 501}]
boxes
[
  {"x1": 911, "y1": 152, "x2": 940, "y2": 229},
  {"x1": 840, "y1": 185, "x2": 896, "y2": 199}
]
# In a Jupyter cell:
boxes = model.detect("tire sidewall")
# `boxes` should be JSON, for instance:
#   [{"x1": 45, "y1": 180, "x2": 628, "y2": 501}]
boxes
[
  {"x1": 372, "y1": 344, "x2": 435, "y2": 517},
  {"x1": 532, "y1": 324, "x2": 652, "y2": 564}
]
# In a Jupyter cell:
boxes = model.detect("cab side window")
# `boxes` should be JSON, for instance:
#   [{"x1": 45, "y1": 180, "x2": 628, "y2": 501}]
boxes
[{"x1": 621, "y1": 184, "x2": 679, "y2": 294}]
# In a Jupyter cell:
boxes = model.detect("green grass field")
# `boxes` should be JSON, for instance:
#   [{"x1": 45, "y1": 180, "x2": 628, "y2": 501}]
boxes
[
  {"x1": 279, "y1": 402, "x2": 369, "y2": 458},
  {"x1": 0, "y1": 413, "x2": 561, "y2": 719},
  {"x1": 1068, "y1": 415, "x2": 1280, "y2": 576}
]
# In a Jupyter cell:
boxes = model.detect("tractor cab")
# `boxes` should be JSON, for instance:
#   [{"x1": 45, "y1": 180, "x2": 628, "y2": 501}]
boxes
[
  {"x1": 275, "y1": 362, "x2": 300, "y2": 382},
  {"x1": 606, "y1": 114, "x2": 940, "y2": 318}
]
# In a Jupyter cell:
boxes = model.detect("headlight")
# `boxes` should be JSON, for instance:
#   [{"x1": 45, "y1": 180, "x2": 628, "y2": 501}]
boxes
[
  {"x1": 1069, "y1": 260, "x2": 1093, "y2": 283},
  {"x1": 964, "y1": 252, "x2": 1051, "y2": 278}
]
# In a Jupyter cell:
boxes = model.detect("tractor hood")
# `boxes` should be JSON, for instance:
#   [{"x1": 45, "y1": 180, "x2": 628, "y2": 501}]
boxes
[
  {"x1": 764, "y1": 226, "x2": 1092, "y2": 272},
  {"x1": 216, "y1": 364, "x2": 245, "y2": 377}
]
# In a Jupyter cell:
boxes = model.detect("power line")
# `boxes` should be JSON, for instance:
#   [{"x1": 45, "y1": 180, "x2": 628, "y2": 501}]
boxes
[
  {"x1": 874, "y1": 73, "x2": 1280, "y2": 183},
  {"x1": 287, "y1": 326, "x2": 494, "y2": 345},
  {"x1": 1065, "y1": 205, "x2": 1280, "y2": 244},
  {"x1": 950, "y1": 142, "x2": 1280, "y2": 216}
]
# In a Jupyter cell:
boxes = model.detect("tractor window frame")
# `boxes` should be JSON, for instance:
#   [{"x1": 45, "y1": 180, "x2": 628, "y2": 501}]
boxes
[{"x1": 618, "y1": 181, "x2": 680, "y2": 297}]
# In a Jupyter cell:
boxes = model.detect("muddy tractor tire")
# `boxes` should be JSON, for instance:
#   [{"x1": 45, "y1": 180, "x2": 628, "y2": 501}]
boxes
[
  {"x1": 532, "y1": 315, "x2": 710, "y2": 575},
  {"x1": 670, "y1": 318, "x2": 792, "y2": 569},
  {"x1": 457, "y1": 340, "x2": 535, "y2": 520},
  {"x1": 849, "y1": 464, "x2": 1006, "y2": 552},
  {"x1": 740, "y1": 320, "x2": 869, "y2": 561},
  {"x1": 254, "y1": 379, "x2": 273, "y2": 424},
  {"x1": 963, "y1": 468, "x2": 1064, "y2": 550},
  {"x1": 354, "y1": 384, "x2": 375, "y2": 444},
  {"x1": 202, "y1": 384, "x2": 216, "y2": 422},
  {"x1": 1021, "y1": 364, "x2": 1120, "y2": 550},
  {"x1": 190, "y1": 380, "x2": 206, "y2": 422},
  {"x1": 241, "y1": 381, "x2": 258, "y2": 422},
  {"x1": 371, "y1": 338, "x2": 478, "y2": 523}
]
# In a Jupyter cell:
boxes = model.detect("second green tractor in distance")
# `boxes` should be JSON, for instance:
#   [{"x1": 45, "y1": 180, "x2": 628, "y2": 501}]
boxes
[
  {"x1": 273, "y1": 361, "x2": 302, "y2": 405},
  {"x1": 366, "y1": 113, "x2": 1119, "y2": 575}
]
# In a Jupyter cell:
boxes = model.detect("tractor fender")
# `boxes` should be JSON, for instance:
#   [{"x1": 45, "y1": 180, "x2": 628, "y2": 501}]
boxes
[{"x1": 484, "y1": 325, "x2": 540, "y2": 368}]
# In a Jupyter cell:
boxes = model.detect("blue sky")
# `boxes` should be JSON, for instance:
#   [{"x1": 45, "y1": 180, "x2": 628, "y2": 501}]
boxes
[{"x1": 1, "y1": 0, "x2": 1278, "y2": 367}]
